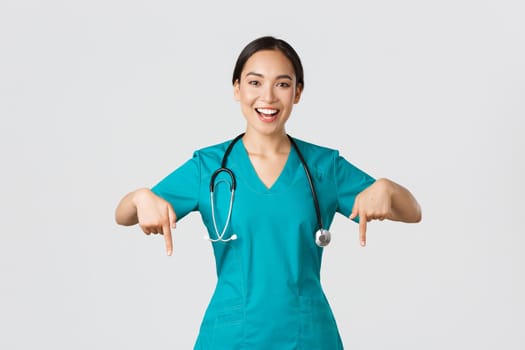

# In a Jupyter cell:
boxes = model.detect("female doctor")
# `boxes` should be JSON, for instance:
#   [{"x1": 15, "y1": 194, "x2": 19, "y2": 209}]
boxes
[{"x1": 115, "y1": 36, "x2": 421, "y2": 349}]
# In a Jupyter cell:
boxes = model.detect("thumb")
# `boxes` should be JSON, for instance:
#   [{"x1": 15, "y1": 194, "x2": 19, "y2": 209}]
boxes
[
  {"x1": 349, "y1": 197, "x2": 359, "y2": 220},
  {"x1": 168, "y1": 204, "x2": 177, "y2": 229}
]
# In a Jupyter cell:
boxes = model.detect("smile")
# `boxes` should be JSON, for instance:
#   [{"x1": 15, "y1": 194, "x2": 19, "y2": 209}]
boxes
[{"x1": 255, "y1": 108, "x2": 280, "y2": 122}]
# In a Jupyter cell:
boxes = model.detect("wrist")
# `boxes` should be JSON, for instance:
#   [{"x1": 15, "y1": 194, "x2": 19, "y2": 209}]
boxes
[
  {"x1": 132, "y1": 188, "x2": 152, "y2": 207},
  {"x1": 375, "y1": 178, "x2": 396, "y2": 197}
]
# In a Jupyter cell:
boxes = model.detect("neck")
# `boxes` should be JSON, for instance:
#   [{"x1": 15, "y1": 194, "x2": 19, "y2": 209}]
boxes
[{"x1": 242, "y1": 129, "x2": 290, "y2": 155}]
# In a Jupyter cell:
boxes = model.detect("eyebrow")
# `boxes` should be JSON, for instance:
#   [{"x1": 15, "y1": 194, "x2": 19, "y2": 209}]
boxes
[{"x1": 245, "y1": 72, "x2": 293, "y2": 81}]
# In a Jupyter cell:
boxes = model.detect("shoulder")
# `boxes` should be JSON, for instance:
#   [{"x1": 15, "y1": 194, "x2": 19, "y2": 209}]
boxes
[
  {"x1": 291, "y1": 137, "x2": 339, "y2": 162},
  {"x1": 194, "y1": 140, "x2": 231, "y2": 157},
  {"x1": 290, "y1": 137, "x2": 342, "y2": 181},
  {"x1": 191, "y1": 137, "x2": 239, "y2": 167}
]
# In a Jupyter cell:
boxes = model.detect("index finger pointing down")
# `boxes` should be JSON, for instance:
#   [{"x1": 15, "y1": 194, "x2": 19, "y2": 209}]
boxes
[
  {"x1": 359, "y1": 213, "x2": 367, "y2": 247},
  {"x1": 163, "y1": 222, "x2": 173, "y2": 256}
]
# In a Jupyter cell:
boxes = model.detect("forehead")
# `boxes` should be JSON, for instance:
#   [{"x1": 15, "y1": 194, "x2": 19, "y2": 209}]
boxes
[{"x1": 242, "y1": 50, "x2": 295, "y2": 77}]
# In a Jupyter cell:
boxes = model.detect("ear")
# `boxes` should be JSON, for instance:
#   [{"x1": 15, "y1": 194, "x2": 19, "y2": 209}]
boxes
[
  {"x1": 293, "y1": 83, "x2": 303, "y2": 104},
  {"x1": 233, "y1": 79, "x2": 240, "y2": 101}
]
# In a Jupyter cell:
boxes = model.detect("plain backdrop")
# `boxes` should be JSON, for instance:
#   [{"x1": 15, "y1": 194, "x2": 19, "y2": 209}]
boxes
[{"x1": 1, "y1": 0, "x2": 523, "y2": 349}]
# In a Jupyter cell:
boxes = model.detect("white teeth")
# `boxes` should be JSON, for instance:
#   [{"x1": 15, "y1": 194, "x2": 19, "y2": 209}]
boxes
[{"x1": 256, "y1": 108, "x2": 278, "y2": 115}]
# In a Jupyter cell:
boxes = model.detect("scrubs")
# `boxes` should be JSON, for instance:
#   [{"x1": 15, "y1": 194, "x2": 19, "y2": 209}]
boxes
[{"x1": 152, "y1": 137, "x2": 375, "y2": 349}]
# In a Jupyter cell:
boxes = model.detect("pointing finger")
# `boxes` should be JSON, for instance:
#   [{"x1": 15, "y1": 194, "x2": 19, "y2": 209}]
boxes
[
  {"x1": 163, "y1": 207, "x2": 173, "y2": 256},
  {"x1": 163, "y1": 223, "x2": 173, "y2": 256},
  {"x1": 359, "y1": 213, "x2": 367, "y2": 247}
]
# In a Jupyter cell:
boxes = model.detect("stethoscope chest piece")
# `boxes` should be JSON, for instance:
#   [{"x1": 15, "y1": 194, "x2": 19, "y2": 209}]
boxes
[{"x1": 315, "y1": 229, "x2": 331, "y2": 247}]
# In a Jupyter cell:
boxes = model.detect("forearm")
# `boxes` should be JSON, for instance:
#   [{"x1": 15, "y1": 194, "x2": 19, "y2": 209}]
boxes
[{"x1": 377, "y1": 178, "x2": 422, "y2": 223}]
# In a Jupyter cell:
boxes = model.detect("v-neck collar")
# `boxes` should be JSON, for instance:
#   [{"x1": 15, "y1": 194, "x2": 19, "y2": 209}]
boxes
[{"x1": 229, "y1": 138, "x2": 300, "y2": 194}]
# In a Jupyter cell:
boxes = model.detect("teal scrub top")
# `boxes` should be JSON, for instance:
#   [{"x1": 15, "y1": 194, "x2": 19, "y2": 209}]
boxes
[{"x1": 152, "y1": 137, "x2": 375, "y2": 350}]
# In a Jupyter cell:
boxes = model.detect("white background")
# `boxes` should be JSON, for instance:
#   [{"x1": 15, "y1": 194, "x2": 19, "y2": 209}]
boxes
[{"x1": 1, "y1": 0, "x2": 523, "y2": 349}]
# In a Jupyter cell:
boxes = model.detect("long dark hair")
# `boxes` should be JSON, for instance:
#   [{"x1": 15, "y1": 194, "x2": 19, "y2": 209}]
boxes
[{"x1": 232, "y1": 36, "x2": 304, "y2": 88}]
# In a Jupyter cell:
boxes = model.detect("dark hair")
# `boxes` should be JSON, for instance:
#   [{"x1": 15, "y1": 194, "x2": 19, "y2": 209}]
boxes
[{"x1": 232, "y1": 36, "x2": 304, "y2": 88}]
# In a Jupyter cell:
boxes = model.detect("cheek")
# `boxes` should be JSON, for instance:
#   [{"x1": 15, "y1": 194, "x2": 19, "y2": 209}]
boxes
[
  {"x1": 239, "y1": 90, "x2": 258, "y2": 104},
  {"x1": 281, "y1": 91, "x2": 297, "y2": 104}
]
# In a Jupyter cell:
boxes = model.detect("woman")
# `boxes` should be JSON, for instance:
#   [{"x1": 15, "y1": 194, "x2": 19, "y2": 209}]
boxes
[{"x1": 115, "y1": 36, "x2": 421, "y2": 349}]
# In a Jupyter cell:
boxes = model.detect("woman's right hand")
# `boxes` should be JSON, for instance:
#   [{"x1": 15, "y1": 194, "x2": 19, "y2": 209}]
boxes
[{"x1": 115, "y1": 188, "x2": 177, "y2": 256}]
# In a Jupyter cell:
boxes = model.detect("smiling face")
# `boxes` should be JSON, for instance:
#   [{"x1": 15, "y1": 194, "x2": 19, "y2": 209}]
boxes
[{"x1": 234, "y1": 49, "x2": 303, "y2": 137}]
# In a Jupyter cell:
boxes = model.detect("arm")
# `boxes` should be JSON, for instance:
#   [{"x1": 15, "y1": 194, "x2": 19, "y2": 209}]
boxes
[
  {"x1": 115, "y1": 188, "x2": 177, "y2": 255},
  {"x1": 349, "y1": 178, "x2": 421, "y2": 246}
]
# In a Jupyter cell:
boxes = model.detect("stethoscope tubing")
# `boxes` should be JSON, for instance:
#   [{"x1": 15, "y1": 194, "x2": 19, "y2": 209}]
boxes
[
  {"x1": 207, "y1": 133, "x2": 330, "y2": 246},
  {"x1": 287, "y1": 135, "x2": 324, "y2": 232}
]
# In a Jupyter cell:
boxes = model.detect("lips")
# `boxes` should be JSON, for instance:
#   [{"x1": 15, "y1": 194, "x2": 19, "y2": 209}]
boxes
[{"x1": 255, "y1": 107, "x2": 280, "y2": 122}]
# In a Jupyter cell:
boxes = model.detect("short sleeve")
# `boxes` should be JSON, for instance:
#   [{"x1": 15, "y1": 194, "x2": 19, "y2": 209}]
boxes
[
  {"x1": 151, "y1": 153, "x2": 201, "y2": 222},
  {"x1": 335, "y1": 153, "x2": 375, "y2": 220}
]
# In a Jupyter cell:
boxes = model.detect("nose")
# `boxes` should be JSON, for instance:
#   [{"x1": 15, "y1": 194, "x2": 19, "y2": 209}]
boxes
[{"x1": 260, "y1": 84, "x2": 276, "y2": 103}]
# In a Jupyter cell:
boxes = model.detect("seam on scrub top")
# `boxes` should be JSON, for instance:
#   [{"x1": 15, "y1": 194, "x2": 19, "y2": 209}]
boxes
[
  {"x1": 332, "y1": 150, "x2": 341, "y2": 214},
  {"x1": 231, "y1": 242, "x2": 247, "y2": 346},
  {"x1": 196, "y1": 150, "x2": 202, "y2": 212}
]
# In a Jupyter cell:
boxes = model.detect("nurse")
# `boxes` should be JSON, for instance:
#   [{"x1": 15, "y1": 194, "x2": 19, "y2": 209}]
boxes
[{"x1": 115, "y1": 36, "x2": 421, "y2": 349}]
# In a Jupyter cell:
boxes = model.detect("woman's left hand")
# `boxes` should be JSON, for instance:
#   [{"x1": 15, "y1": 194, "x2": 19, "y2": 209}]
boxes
[{"x1": 349, "y1": 178, "x2": 421, "y2": 247}]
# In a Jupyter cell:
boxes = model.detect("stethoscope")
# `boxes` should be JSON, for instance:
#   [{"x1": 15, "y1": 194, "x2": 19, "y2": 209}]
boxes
[{"x1": 206, "y1": 133, "x2": 331, "y2": 247}]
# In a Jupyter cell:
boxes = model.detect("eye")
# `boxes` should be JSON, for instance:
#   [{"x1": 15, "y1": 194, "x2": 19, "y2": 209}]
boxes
[
  {"x1": 248, "y1": 80, "x2": 260, "y2": 86},
  {"x1": 276, "y1": 82, "x2": 290, "y2": 88}
]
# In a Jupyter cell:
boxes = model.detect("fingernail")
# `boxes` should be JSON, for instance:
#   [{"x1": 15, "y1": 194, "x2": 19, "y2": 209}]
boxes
[{"x1": 360, "y1": 241, "x2": 366, "y2": 247}]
